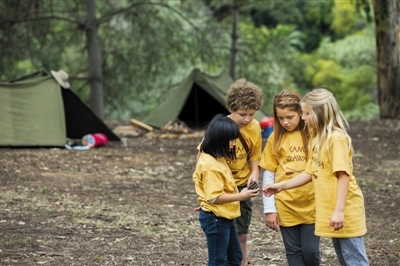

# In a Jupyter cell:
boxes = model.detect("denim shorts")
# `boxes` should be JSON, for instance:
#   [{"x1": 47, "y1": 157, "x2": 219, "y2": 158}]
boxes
[{"x1": 332, "y1": 236, "x2": 369, "y2": 266}]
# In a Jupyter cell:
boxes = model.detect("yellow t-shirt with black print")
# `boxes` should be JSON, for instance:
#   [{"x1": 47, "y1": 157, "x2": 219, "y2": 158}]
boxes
[
  {"x1": 305, "y1": 132, "x2": 367, "y2": 237},
  {"x1": 193, "y1": 152, "x2": 240, "y2": 220},
  {"x1": 259, "y1": 130, "x2": 315, "y2": 226},
  {"x1": 226, "y1": 118, "x2": 262, "y2": 187},
  {"x1": 197, "y1": 117, "x2": 262, "y2": 187}
]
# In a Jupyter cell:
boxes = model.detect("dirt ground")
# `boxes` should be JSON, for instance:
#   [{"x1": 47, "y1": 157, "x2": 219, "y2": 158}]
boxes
[{"x1": 0, "y1": 119, "x2": 399, "y2": 266}]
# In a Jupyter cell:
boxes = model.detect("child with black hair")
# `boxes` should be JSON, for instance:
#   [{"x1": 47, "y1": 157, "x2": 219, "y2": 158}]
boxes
[{"x1": 193, "y1": 114, "x2": 259, "y2": 266}]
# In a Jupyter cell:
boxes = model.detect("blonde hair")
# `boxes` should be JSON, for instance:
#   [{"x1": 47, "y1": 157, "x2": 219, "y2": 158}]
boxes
[
  {"x1": 301, "y1": 88, "x2": 351, "y2": 154},
  {"x1": 273, "y1": 90, "x2": 309, "y2": 159}
]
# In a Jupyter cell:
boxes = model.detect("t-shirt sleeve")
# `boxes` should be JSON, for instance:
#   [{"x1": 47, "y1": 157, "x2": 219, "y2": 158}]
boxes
[
  {"x1": 249, "y1": 122, "x2": 262, "y2": 161},
  {"x1": 330, "y1": 134, "x2": 351, "y2": 176},
  {"x1": 259, "y1": 136, "x2": 277, "y2": 172},
  {"x1": 202, "y1": 170, "x2": 225, "y2": 201}
]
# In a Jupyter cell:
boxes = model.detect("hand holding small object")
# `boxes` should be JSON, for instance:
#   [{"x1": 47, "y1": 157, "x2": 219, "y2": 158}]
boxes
[
  {"x1": 263, "y1": 184, "x2": 282, "y2": 197},
  {"x1": 240, "y1": 186, "x2": 259, "y2": 199}
]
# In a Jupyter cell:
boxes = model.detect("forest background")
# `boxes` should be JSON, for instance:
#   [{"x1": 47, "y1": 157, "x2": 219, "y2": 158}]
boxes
[{"x1": 1, "y1": 0, "x2": 398, "y2": 122}]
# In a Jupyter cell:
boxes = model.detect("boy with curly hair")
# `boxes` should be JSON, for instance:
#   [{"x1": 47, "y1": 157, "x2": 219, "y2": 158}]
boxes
[
  {"x1": 225, "y1": 78, "x2": 264, "y2": 266},
  {"x1": 197, "y1": 78, "x2": 264, "y2": 265}
]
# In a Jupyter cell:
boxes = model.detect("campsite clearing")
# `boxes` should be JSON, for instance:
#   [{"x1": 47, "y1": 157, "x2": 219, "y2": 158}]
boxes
[{"x1": 1, "y1": 119, "x2": 399, "y2": 265}]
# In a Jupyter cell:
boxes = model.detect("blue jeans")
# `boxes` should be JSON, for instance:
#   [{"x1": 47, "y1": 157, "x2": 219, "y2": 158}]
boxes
[
  {"x1": 199, "y1": 209, "x2": 242, "y2": 266},
  {"x1": 332, "y1": 236, "x2": 369, "y2": 266},
  {"x1": 280, "y1": 224, "x2": 321, "y2": 266}
]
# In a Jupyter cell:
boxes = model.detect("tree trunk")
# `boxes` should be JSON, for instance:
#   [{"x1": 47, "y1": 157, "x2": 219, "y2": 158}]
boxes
[
  {"x1": 229, "y1": 0, "x2": 238, "y2": 81},
  {"x1": 85, "y1": 0, "x2": 104, "y2": 119},
  {"x1": 373, "y1": 0, "x2": 400, "y2": 119}
]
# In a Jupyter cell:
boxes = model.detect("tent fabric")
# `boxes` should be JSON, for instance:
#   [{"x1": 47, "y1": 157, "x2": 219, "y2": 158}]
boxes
[
  {"x1": 0, "y1": 75, "x2": 67, "y2": 146},
  {"x1": 142, "y1": 69, "x2": 266, "y2": 129},
  {"x1": 0, "y1": 70, "x2": 119, "y2": 147}
]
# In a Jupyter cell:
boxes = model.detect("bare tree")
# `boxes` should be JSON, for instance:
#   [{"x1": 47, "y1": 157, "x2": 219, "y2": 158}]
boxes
[{"x1": 373, "y1": 0, "x2": 400, "y2": 119}]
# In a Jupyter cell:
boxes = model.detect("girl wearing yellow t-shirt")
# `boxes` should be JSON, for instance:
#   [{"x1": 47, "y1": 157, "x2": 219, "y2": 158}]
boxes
[
  {"x1": 196, "y1": 79, "x2": 264, "y2": 266},
  {"x1": 259, "y1": 90, "x2": 320, "y2": 266},
  {"x1": 193, "y1": 114, "x2": 259, "y2": 266},
  {"x1": 263, "y1": 88, "x2": 369, "y2": 266}
]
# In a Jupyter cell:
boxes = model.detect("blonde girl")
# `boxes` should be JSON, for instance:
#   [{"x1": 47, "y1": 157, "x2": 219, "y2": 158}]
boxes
[
  {"x1": 263, "y1": 88, "x2": 369, "y2": 266},
  {"x1": 259, "y1": 90, "x2": 320, "y2": 266}
]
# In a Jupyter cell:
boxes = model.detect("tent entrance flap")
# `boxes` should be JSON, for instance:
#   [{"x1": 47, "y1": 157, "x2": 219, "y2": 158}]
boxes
[
  {"x1": 178, "y1": 83, "x2": 229, "y2": 129},
  {"x1": 142, "y1": 69, "x2": 266, "y2": 129}
]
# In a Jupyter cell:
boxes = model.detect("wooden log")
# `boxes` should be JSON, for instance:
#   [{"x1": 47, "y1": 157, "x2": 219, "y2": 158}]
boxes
[{"x1": 130, "y1": 118, "x2": 153, "y2": 131}]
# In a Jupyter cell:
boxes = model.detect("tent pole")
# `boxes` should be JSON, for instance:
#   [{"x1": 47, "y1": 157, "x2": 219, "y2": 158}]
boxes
[{"x1": 194, "y1": 85, "x2": 199, "y2": 128}]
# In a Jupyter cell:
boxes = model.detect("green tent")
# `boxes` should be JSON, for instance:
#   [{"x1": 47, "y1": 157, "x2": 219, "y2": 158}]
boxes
[
  {"x1": 0, "y1": 70, "x2": 119, "y2": 147},
  {"x1": 142, "y1": 69, "x2": 266, "y2": 129}
]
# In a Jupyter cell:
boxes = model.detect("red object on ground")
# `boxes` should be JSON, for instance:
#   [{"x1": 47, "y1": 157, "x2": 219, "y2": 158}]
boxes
[{"x1": 82, "y1": 133, "x2": 108, "y2": 147}]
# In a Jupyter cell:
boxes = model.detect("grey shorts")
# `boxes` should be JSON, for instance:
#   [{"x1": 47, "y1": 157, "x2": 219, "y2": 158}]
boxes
[{"x1": 234, "y1": 186, "x2": 253, "y2": 234}]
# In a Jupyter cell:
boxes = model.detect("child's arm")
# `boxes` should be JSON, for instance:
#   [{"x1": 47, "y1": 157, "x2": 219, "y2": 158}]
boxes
[
  {"x1": 329, "y1": 171, "x2": 349, "y2": 230},
  {"x1": 263, "y1": 172, "x2": 312, "y2": 197},
  {"x1": 262, "y1": 170, "x2": 280, "y2": 232},
  {"x1": 214, "y1": 187, "x2": 259, "y2": 203},
  {"x1": 248, "y1": 160, "x2": 260, "y2": 186}
]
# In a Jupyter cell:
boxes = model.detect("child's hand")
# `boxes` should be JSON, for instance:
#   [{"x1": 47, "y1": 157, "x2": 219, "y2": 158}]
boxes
[
  {"x1": 194, "y1": 206, "x2": 200, "y2": 212},
  {"x1": 240, "y1": 187, "x2": 259, "y2": 199},
  {"x1": 329, "y1": 210, "x2": 345, "y2": 230},
  {"x1": 265, "y1": 213, "x2": 280, "y2": 232},
  {"x1": 263, "y1": 184, "x2": 281, "y2": 197}
]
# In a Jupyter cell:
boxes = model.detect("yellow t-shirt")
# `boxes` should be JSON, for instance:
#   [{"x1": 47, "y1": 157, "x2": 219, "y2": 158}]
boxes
[
  {"x1": 226, "y1": 118, "x2": 262, "y2": 187},
  {"x1": 259, "y1": 131, "x2": 316, "y2": 226},
  {"x1": 306, "y1": 132, "x2": 367, "y2": 237},
  {"x1": 193, "y1": 152, "x2": 240, "y2": 220},
  {"x1": 197, "y1": 117, "x2": 262, "y2": 187}
]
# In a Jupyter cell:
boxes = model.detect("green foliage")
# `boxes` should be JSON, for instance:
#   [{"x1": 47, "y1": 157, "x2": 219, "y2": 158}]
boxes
[
  {"x1": 1, "y1": 0, "x2": 378, "y2": 121},
  {"x1": 304, "y1": 59, "x2": 379, "y2": 120},
  {"x1": 249, "y1": 0, "x2": 335, "y2": 52},
  {"x1": 40, "y1": 186, "x2": 49, "y2": 194},
  {"x1": 235, "y1": 22, "x2": 303, "y2": 115},
  {"x1": 98, "y1": 0, "x2": 229, "y2": 120},
  {"x1": 331, "y1": 0, "x2": 357, "y2": 38},
  {"x1": 294, "y1": 25, "x2": 378, "y2": 120},
  {"x1": 318, "y1": 28, "x2": 375, "y2": 66},
  {"x1": 0, "y1": 0, "x2": 85, "y2": 82},
  {"x1": 331, "y1": 0, "x2": 368, "y2": 38}
]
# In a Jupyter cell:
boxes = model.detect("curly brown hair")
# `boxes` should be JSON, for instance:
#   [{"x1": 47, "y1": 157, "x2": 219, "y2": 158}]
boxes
[{"x1": 225, "y1": 78, "x2": 264, "y2": 111}]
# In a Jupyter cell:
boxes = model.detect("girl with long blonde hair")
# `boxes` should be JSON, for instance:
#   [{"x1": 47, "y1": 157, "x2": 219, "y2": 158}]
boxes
[{"x1": 263, "y1": 88, "x2": 369, "y2": 266}]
